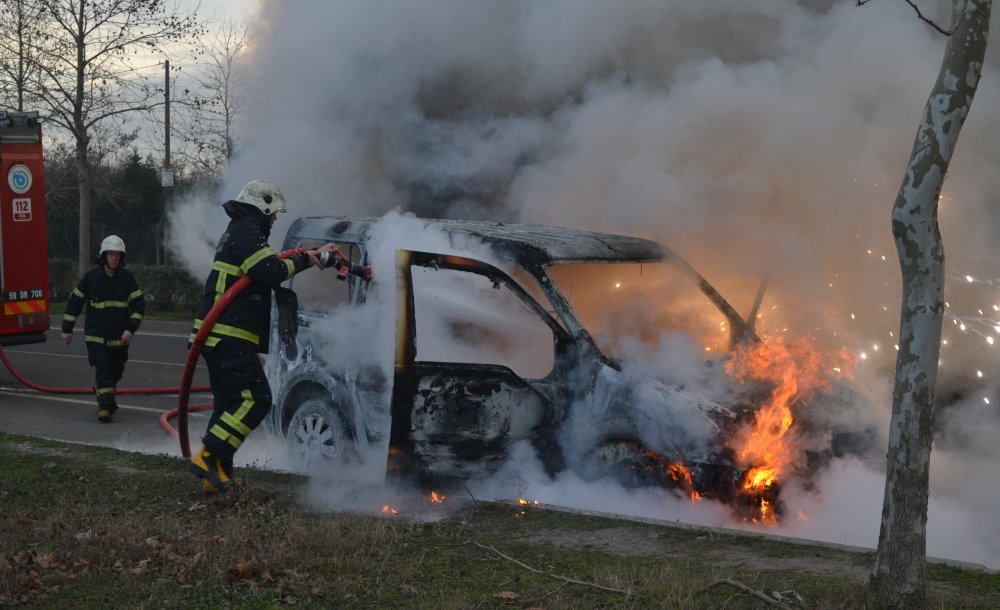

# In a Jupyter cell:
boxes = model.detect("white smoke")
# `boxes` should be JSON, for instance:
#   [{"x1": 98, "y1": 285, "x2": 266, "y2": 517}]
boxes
[{"x1": 165, "y1": 0, "x2": 1000, "y2": 569}]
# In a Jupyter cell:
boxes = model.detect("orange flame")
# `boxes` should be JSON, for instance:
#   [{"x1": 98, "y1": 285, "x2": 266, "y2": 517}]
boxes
[
  {"x1": 644, "y1": 450, "x2": 702, "y2": 502},
  {"x1": 725, "y1": 337, "x2": 855, "y2": 525},
  {"x1": 381, "y1": 505, "x2": 399, "y2": 515},
  {"x1": 514, "y1": 498, "x2": 540, "y2": 518},
  {"x1": 755, "y1": 499, "x2": 774, "y2": 525},
  {"x1": 429, "y1": 491, "x2": 446, "y2": 504}
]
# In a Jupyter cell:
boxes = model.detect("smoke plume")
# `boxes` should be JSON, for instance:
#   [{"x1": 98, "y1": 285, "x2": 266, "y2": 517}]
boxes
[{"x1": 168, "y1": 0, "x2": 1000, "y2": 569}]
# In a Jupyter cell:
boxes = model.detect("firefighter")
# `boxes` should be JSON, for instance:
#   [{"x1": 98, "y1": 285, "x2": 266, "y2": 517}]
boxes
[
  {"x1": 61, "y1": 235, "x2": 146, "y2": 422},
  {"x1": 188, "y1": 179, "x2": 335, "y2": 493}
]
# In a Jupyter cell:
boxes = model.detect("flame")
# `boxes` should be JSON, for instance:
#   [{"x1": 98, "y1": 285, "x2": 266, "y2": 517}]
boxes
[
  {"x1": 514, "y1": 497, "x2": 540, "y2": 518},
  {"x1": 429, "y1": 491, "x2": 446, "y2": 504},
  {"x1": 725, "y1": 336, "x2": 855, "y2": 525},
  {"x1": 381, "y1": 505, "x2": 399, "y2": 515},
  {"x1": 755, "y1": 499, "x2": 774, "y2": 525},
  {"x1": 644, "y1": 450, "x2": 702, "y2": 502}
]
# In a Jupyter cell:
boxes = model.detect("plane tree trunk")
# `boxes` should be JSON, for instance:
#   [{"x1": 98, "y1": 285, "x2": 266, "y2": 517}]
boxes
[{"x1": 869, "y1": 1, "x2": 991, "y2": 608}]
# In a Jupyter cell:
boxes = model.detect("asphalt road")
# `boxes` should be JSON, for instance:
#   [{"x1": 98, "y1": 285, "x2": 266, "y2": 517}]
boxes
[{"x1": 0, "y1": 318, "x2": 214, "y2": 457}]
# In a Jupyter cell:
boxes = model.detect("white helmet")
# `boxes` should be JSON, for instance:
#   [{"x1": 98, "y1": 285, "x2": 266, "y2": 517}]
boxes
[
  {"x1": 99, "y1": 235, "x2": 126, "y2": 255},
  {"x1": 235, "y1": 179, "x2": 286, "y2": 215}
]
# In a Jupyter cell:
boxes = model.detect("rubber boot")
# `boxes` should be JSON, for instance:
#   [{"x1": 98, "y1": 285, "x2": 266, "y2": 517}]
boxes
[
  {"x1": 188, "y1": 444, "x2": 232, "y2": 492},
  {"x1": 203, "y1": 455, "x2": 244, "y2": 494},
  {"x1": 97, "y1": 400, "x2": 117, "y2": 423}
]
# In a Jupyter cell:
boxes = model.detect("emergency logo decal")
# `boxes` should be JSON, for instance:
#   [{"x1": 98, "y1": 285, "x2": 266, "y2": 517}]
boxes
[{"x1": 8, "y1": 163, "x2": 31, "y2": 194}]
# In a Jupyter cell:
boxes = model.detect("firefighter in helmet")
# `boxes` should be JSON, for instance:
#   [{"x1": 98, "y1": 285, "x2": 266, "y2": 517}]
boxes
[
  {"x1": 62, "y1": 235, "x2": 146, "y2": 422},
  {"x1": 188, "y1": 179, "x2": 336, "y2": 493}
]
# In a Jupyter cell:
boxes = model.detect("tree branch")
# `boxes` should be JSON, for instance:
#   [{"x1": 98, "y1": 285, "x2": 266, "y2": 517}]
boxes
[
  {"x1": 471, "y1": 542, "x2": 636, "y2": 597},
  {"x1": 693, "y1": 579, "x2": 796, "y2": 610},
  {"x1": 902, "y1": 0, "x2": 957, "y2": 34},
  {"x1": 856, "y1": 0, "x2": 957, "y2": 35}
]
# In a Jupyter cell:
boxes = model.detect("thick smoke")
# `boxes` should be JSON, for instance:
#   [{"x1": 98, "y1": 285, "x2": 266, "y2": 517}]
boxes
[{"x1": 168, "y1": 1, "x2": 1000, "y2": 568}]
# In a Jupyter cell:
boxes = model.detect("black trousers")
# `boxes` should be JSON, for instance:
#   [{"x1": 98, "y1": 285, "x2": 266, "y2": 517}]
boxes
[
  {"x1": 201, "y1": 339, "x2": 273, "y2": 459},
  {"x1": 86, "y1": 343, "x2": 128, "y2": 411}
]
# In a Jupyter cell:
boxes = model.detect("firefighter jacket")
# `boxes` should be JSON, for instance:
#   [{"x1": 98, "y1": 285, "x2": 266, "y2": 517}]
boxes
[
  {"x1": 62, "y1": 265, "x2": 145, "y2": 347},
  {"x1": 191, "y1": 200, "x2": 310, "y2": 354}
]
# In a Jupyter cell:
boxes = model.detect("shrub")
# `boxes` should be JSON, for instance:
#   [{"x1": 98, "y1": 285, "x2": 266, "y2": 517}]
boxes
[
  {"x1": 48, "y1": 259, "x2": 202, "y2": 314},
  {"x1": 131, "y1": 263, "x2": 202, "y2": 313},
  {"x1": 48, "y1": 259, "x2": 79, "y2": 304}
]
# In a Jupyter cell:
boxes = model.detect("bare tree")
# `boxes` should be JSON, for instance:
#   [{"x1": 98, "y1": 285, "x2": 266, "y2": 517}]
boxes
[
  {"x1": 172, "y1": 17, "x2": 248, "y2": 177},
  {"x1": 26, "y1": 0, "x2": 203, "y2": 274},
  {"x1": 0, "y1": 0, "x2": 45, "y2": 110},
  {"x1": 869, "y1": 1, "x2": 992, "y2": 608}
]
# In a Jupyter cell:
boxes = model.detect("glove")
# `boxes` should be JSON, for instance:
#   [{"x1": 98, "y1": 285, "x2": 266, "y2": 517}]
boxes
[{"x1": 274, "y1": 286, "x2": 299, "y2": 347}]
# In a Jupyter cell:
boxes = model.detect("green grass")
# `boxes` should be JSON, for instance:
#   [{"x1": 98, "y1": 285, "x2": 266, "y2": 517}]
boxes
[{"x1": 1, "y1": 433, "x2": 997, "y2": 609}]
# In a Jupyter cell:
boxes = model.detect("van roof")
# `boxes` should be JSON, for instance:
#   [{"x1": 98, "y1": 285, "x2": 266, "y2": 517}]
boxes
[
  {"x1": 287, "y1": 215, "x2": 672, "y2": 264},
  {"x1": 285, "y1": 214, "x2": 751, "y2": 341}
]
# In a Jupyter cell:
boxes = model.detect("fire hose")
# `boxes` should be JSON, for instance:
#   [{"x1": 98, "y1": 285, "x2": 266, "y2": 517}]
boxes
[
  {"x1": 0, "y1": 326, "x2": 217, "y2": 454},
  {"x1": 0, "y1": 344, "x2": 211, "y2": 395},
  {"x1": 0, "y1": 317, "x2": 215, "y2": 438},
  {"x1": 168, "y1": 245, "x2": 371, "y2": 458}
]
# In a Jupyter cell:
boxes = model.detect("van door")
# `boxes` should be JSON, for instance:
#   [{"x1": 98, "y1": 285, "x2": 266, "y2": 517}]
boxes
[{"x1": 388, "y1": 250, "x2": 565, "y2": 484}]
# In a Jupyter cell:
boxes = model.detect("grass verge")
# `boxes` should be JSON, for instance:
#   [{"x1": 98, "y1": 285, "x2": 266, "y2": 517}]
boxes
[{"x1": 1, "y1": 432, "x2": 997, "y2": 609}]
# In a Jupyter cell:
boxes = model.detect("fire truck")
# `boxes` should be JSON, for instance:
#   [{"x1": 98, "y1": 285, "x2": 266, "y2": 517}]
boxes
[{"x1": 0, "y1": 111, "x2": 48, "y2": 346}]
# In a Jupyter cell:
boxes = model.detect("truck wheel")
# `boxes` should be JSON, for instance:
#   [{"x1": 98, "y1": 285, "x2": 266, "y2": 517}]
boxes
[{"x1": 286, "y1": 397, "x2": 358, "y2": 473}]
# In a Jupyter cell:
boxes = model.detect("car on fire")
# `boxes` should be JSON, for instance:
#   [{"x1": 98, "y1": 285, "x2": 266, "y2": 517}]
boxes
[{"x1": 264, "y1": 215, "x2": 787, "y2": 514}]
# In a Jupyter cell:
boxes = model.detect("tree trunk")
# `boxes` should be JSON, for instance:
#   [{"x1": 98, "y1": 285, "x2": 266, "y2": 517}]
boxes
[
  {"x1": 75, "y1": 135, "x2": 91, "y2": 276},
  {"x1": 869, "y1": 1, "x2": 991, "y2": 608}
]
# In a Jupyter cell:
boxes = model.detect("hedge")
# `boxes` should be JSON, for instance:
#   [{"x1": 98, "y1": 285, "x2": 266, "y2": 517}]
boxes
[{"x1": 49, "y1": 259, "x2": 203, "y2": 314}]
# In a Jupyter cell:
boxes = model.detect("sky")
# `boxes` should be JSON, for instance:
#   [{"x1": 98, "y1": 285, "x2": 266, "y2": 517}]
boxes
[
  {"x1": 161, "y1": 0, "x2": 1000, "y2": 569},
  {"x1": 188, "y1": 0, "x2": 260, "y2": 24}
]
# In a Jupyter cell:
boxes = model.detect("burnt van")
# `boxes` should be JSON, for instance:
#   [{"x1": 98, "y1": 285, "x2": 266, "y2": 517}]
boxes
[{"x1": 264, "y1": 215, "x2": 777, "y2": 510}]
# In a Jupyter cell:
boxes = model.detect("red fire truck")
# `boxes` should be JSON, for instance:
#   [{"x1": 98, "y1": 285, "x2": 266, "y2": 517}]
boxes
[{"x1": 0, "y1": 111, "x2": 48, "y2": 346}]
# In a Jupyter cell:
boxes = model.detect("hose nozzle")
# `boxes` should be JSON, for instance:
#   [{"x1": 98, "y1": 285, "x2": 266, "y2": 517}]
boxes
[{"x1": 318, "y1": 251, "x2": 373, "y2": 282}]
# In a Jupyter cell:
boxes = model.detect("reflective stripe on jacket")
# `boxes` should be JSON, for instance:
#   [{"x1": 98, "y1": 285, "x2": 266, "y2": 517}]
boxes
[
  {"x1": 62, "y1": 266, "x2": 145, "y2": 344},
  {"x1": 191, "y1": 200, "x2": 308, "y2": 354}
]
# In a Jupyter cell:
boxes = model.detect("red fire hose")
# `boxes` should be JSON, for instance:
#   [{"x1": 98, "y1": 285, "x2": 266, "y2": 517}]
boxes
[
  {"x1": 0, "y1": 321, "x2": 215, "y2": 445},
  {"x1": 0, "y1": 344, "x2": 211, "y2": 395},
  {"x1": 0, "y1": 328, "x2": 216, "y2": 450}
]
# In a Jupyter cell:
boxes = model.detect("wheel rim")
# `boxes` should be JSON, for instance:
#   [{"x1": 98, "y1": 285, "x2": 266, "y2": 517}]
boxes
[{"x1": 290, "y1": 410, "x2": 344, "y2": 470}]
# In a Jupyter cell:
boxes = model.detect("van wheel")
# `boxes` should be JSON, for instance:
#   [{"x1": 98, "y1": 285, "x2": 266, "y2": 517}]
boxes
[{"x1": 286, "y1": 397, "x2": 358, "y2": 473}]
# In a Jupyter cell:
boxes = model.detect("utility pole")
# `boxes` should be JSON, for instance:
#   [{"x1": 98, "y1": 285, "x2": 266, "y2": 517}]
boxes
[{"x1": 160, "y1": 59, "x2": 174, "y2": 265}]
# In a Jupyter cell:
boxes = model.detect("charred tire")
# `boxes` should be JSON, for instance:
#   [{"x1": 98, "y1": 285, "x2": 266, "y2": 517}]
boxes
[{"x1": 286, "y1": 397, "x2": 359, "y2": 473}]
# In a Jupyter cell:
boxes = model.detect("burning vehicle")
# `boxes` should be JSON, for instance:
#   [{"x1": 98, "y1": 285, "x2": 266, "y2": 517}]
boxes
[{"x1": 264, "y1": 215, "x2": 859, "y2": 522}]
